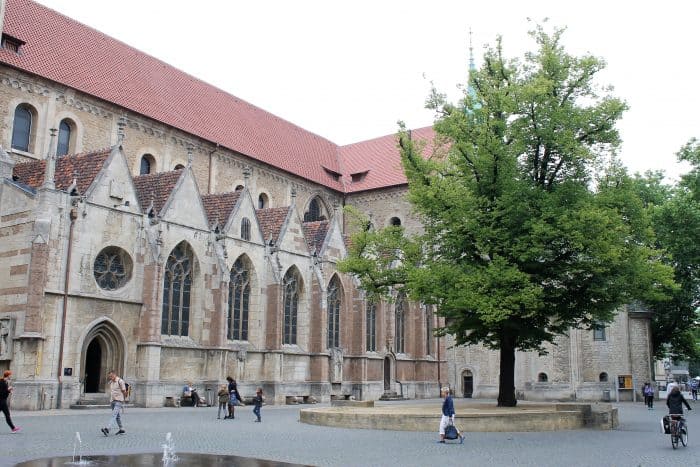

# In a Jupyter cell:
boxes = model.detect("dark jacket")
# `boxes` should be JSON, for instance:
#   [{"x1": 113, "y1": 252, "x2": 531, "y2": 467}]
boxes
[
  {"x1": 667, "y1": 390, "x2": 691, "y2": 414},
  {"x1": 228, "y1": 381, "x2": 242, "y2": 402},
  {"x1": 442, "y1": 394, "x2": 455, "y2": 417},
  {"x1": 253, "y1": 394, "x2": 263, "y2": 408},
  {"x1": 0, "y1": 379, "x2": 9, "y2": 401}
]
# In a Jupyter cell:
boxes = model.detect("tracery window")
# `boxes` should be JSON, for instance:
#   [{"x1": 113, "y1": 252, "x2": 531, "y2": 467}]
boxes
[
  {"x1": 228, "y1": 257, "x2": 250, "y2": 341},
  {"x1": 366, "y1": 301, "x2": 376, "y2": 352},
  {"x1": 327, "y1": 276, "x2": 341, "y2": 348},
  {"x1": 304, "y1": 197, "x2": 324, "y2": 222},
  {"x1": 11, "y1": 105, "x2": 32, "y2": 152},
  {"x1": 161, "y1": 242, "x2": 193, "y2": 336},
  {"x1": 283, "y1": 268, "x2": 300, "y2": 345},
  {"x1": 395, "y1": 291, "x2": 406, "y2": 353},
  {"x1": 93, "y1": 247, "x2": 132, "y2": 290},
  {"x1": 241, "y1": 218, "x2": 251, "y2": 241}
]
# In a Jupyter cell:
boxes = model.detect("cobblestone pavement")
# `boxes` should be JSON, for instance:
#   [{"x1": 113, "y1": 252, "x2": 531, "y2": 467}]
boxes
[{"x1": 0, "y1": 399, "x2": 697, "y2": 466}]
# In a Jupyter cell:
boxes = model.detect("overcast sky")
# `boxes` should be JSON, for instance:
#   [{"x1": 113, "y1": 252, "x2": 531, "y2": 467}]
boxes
[{"x1": 35, "y1": 0, "x2": 700, "y2": 181}]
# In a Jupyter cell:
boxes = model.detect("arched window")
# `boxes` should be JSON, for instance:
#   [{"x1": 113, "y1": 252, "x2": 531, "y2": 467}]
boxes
[
  {"x1": 57, "y1": 119, "x2": 73, "y2": 156},
  {"x1": 235, "y1": 185, "x2": 244, "y2": 191},
  {"x1": 327, "y1": 276, "x2": 341, "y2": 348},
  {"x1": 174, "y1": 164, "x2": 185, "y2": 171},
  {"x1": 537, "y1": 372, "x2": 548, "y2": 383},
  {"x1": 258, "y1": 193, "x2": 269, "y2": 209},
  {"x1": 161, "y1": 242, "x2": 193, "y2": 336},
  {"x1": 228, "y1": 257, "x2": 250, "y2": 341},
  {"x1": 11, "y1": 105, "x2": 32, "y2": 152},
  {"x1": 240, "y1": 218, "x2": 251, "y2": 241},
  {"x1": 366, "y1": 301, "x2": 376, "y2": 352},
  {"x1": 395, "y1": 291, "x2": 406, "y2": 353},
  {"x1": 283, "y1": 268, "x2": 300, "y2": 345},
  {"x1": 599, "y1": 372, "x2": 609, "y2": 383},
  {"x1": 140, "y1": 154, "x2": 154, "y2": 175},
  {"x1": 304, "y1": 197, "x2": 325, "y2": 222},
  {"x1": 425, "y1": 305, "x2": 433, "y2": 356},
  {"x1": 389, "y1": 217, "x2": 402, "y2": 227}
]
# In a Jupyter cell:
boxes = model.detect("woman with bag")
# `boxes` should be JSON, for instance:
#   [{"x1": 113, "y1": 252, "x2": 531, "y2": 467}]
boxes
[
  {"x1": 438, "y1": 387, "x2": 463, "y2": 444},
  {"x1": 225, "y1": 376, "x2": 243, "y2": 419}
]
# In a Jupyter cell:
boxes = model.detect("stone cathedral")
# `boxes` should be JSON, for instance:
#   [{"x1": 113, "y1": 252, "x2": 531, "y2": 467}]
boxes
[{"x1": 0, "y1": 0, "x2": 652, "y2": 410}]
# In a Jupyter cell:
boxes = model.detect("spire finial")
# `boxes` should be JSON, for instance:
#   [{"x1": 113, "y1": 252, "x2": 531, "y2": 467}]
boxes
[
  {"x1": 42, "y1": 128, "x2": 58, "y2": 190},
  {"x1": 243, "y1": 166, "x2": 251, "y2": 185},
  {"x1": 468, "y1": 27, "x2": 475, "y2": 71},
  {"x1": 117, "y1": 115, "x2": 127, "y2": 145},
  {"x1": 290, "y1": 186, "x2": 297, "y2": 202},
  {"x1": 186, "y1": 145, "x2": 194, "y2": 167}
]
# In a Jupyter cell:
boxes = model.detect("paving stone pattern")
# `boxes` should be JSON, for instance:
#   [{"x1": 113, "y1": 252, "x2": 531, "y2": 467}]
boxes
[{"x1": 1, "y1": 399, "x2": 697, "y2": 467}]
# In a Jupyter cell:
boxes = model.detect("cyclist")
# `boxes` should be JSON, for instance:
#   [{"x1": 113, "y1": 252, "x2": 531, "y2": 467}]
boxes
[{"x1": 665, "y1": 386, "x2": 692, "y2": 435}]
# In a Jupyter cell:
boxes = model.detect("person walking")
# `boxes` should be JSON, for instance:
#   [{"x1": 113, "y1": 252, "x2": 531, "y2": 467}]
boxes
[
  {"x1": 642, "y1": 382, "x2": 654, "y2": 410},
  {"x1": 252, "y1": 387, "x2": 264, "y2": 422},
  {"x1": 226, "y1": 376, "x2": 242, "y2": 419},
  {"x1": 0, "y1": 370, "x2": 20, "y2": 433},
  {"x1": 217, "y1": 384, "x2": 229, "y2": 419},
  {"x1": 438, "y1": 387, "x2": 463, "y2": 444},
  {"x1": 101, "y1": 370, "x2": 127, "y2": 436}
]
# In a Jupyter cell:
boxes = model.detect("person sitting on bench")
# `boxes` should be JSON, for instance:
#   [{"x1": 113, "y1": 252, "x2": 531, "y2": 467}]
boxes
[{"x1": 183, "y1": 381, "x2": 201, "y2": 407}]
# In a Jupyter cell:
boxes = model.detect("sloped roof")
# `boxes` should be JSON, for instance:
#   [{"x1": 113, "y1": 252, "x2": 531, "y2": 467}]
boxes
[
  {"x1": 339, "y1": 126, "x2": 435, "y2": 193},
  {"x1": 1, "y1": 0, "x2": 344, "y2": 191},
  {"x1": 132, "y1": 170, "x2": 182, "y2": 216},
  {"x1": 302, "y1": 220, "x2": 329, "y2": 254},
  {"x1": 201, "y1": 191, "x2": 241, "y2": 229},
  {"x1": 12, "y1": 147, "x2": 111, "y2": 194},
  {"x1": 256, "y1": 207, "x2": 289, "y2": 245}
]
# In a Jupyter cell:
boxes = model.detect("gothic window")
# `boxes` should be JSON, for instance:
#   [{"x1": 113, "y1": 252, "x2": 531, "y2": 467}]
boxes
[
  {"x1": 241, "y1": 218, "x2": 251, "y2": 241},
  {"x1": 425, "y1": 305, "x2": 433, "y2": 356},
  {"x1": 538, "y1": 372, "x2": 548, "y2": 383},
  {"x1": 395, "y1": 291, "x2": 406, "y2": 353},
  {"x1": 161, "y1": 242, "x2": 193, "y2": 336},
  {"x1": 327, "y1": 276, "x2": 341, "y2": 349},
  {"x1": 57, "y1": 119, "x2": 73, "y2": 156},
  {"x1": 304, "y1": 197, "x2": 325, "y2": 222},
  {"x1": 593, "y1": 322, "x2": 606, "y2": 341},
  {"x1": 258, "y1": 193, "x2": 269, "y2": 209},
  {"x1": 228, "y1": 257, "x2": 250, "y2": 341},
  {"x1": 389, "y1": 217, "x2": 402, "y2": 227},
  {"x1": 140, "y1": 154, "x2": 154, "y2": 175},
  {"x1": 93, "y1": 247, "x2": 132, "y2": 290},
  {"x1": 366, "y1": 301, "x2": 376, "y2": 352},
  {"x1": 283, "y1": 268, "x2": 300, "y2": 345},
  {"x1": 174, "y1": 164, "x2": 184, "y2": 170},
  {"x1": 11, "y1": 105, "x2": 32, "y2": 152}
]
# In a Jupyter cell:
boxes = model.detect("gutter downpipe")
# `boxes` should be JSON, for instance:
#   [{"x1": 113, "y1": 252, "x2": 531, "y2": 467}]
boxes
[{"x1": 56, "y1": 206, "x2": 77, "y2": 409}]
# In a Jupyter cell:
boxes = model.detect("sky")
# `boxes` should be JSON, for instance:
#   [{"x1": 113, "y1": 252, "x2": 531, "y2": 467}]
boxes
[{"x1": 34, "y1": 0, "x2": 700, "y2": 181}]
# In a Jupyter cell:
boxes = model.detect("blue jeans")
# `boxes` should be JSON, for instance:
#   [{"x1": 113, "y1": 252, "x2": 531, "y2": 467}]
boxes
[
  {"x1": 253, "y1": 405, "x2": 261, "y2": 421},
  {"x1": 108, "y1": 401, "x2": 123, "y2": 430}
]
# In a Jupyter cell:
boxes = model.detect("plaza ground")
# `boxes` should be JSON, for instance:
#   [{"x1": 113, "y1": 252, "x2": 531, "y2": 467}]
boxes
[{"x1": 1, "y1": 398, "x2": 697, "y2": 466}]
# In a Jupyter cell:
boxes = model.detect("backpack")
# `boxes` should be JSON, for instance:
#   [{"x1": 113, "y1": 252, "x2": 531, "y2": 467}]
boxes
[{"x1": 121, "y1": 379, "x2": 131, "y2": 400}]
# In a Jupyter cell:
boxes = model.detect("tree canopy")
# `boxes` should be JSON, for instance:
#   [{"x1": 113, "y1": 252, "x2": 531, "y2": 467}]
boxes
[{"x1": 339, "y1": 24, "x2": 675, "y2": 406}]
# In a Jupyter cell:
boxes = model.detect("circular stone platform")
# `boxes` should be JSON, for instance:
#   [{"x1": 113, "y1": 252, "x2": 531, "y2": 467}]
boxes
[{"x1": 300, "y1": 400, "x2": 617, "y2": 432}]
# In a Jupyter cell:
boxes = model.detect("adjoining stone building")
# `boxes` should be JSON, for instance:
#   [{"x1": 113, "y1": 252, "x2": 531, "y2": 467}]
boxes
[{"x1": 0, "y1": 0, "x2": 651, "y2": 410}]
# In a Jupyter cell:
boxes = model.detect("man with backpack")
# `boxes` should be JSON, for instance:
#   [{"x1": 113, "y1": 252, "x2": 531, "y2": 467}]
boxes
[{"x1": 101, "y1": 370, "x2": 127, "y2": 436}]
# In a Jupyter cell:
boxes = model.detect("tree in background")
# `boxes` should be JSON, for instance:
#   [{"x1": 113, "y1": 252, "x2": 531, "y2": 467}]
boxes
[{"x1": 340, "y1": 24, "x2": 675, "y2": 406}]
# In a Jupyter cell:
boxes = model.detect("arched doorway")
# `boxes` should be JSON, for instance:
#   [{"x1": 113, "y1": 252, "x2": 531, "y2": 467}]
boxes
[
  {"x1": 462, "y1": 370, "x2": 474, "y2": 398},
  {"x1": 383, "y1": 356, "x2": 392, "y2": 391},
  {"x1": 80, "y1": 320, "x2": 125, "y2": 394}
]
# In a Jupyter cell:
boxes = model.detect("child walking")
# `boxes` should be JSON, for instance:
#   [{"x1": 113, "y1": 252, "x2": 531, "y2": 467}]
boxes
[
  {"x1": 217, "y1": 384, "x2": 228, "y2": 419},
  {"x1": 252, "y1": 387, "x2": 263, "y2": 422}
]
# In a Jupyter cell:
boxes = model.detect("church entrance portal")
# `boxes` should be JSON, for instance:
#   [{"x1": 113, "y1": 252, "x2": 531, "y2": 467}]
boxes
[
  {"x1": 80, "y1": 320, "x2": 125, "y2": 394},
  {"x1": 462, "y1": 370, "x2": 474, "y2": 398},
  {"x1": 383, "y1": 357, "x2": 391, "y2": 391}
]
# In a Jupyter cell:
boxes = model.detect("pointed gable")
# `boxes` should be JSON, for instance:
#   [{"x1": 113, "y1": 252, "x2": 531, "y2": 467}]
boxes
[
  {"x1": 201, "y1": 191, "x2": 241, "y2": 229},
  {"x1": 302, "y1": 220, "x2": 329, "y2": 254},
  {"x1": 256, "y1": 207, "x2": 290, "y2": 245},
  {"x1": 12, "y1": 148, "x2": 111, "y2": 194},
  {"x1": 132, "y1": 170, "x2": 182, "y2": 216}
]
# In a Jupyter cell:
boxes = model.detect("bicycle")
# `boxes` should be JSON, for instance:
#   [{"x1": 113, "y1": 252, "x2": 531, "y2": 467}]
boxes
[{"x1": 667, "y1": 415, "x2": 688, "y2": 449}]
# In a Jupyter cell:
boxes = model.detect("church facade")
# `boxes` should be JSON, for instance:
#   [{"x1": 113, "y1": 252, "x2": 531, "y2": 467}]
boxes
[{"x1": 0, "y1": 0, "x2": 651, "y2": 410}]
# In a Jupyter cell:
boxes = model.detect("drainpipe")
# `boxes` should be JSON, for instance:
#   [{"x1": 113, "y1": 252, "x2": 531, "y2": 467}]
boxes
[{"x1": 56, "y1": 206, "x2": 77, "y2": 408}]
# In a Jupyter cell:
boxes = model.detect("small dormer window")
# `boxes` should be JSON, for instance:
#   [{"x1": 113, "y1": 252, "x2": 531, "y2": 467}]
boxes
[
  {"x1": 351, "y1": 171, "x2": 369, "y2": 183},
  {"x1": 1, "y1": 34, "x2": 25, "y2": 54}
]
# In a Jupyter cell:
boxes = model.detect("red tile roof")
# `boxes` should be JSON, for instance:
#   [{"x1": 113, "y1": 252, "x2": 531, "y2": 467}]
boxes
[
  {"x1": 2, "y1": 0, "x2": 343, "y2": 191},
  {"x1": 340, "y1": 126, "x2": 435, "y2": 193},
  {"x1": 255, "y1": 207, "x2": 290, "y2": 245},
  {"x1": 201, "y1": 191, "x2": 241, "y2": 229},
  {"x1": 132, "y1": 170, "x2": 182, "y2": 216},
  {"x1": 12, "y1": 147, "x2": 111, "y2": 194},
  {"x1": 302, "y1": 221, "x2": 329, "y2": 254}
]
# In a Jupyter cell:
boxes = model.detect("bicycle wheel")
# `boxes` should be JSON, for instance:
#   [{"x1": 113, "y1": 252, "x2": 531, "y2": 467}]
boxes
[{"x1": 680, "y1": 424, "x2": 688, "y2": 447}]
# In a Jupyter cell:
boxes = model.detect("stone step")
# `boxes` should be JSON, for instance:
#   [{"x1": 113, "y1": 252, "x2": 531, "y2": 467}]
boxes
[{"x1": 69, "y1": 403, "x2": 134, "y2": 410}]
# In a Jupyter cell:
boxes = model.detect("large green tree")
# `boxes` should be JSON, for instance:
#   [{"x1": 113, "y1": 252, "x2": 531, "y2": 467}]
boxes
[{"x1": 339, "y1": 25, "x2": 674, "y2": 406}]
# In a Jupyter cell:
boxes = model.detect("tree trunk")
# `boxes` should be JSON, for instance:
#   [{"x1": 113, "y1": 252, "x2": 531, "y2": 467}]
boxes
[{"x1": 497, "y1": 330, "x2": 517, "y2": 407}]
